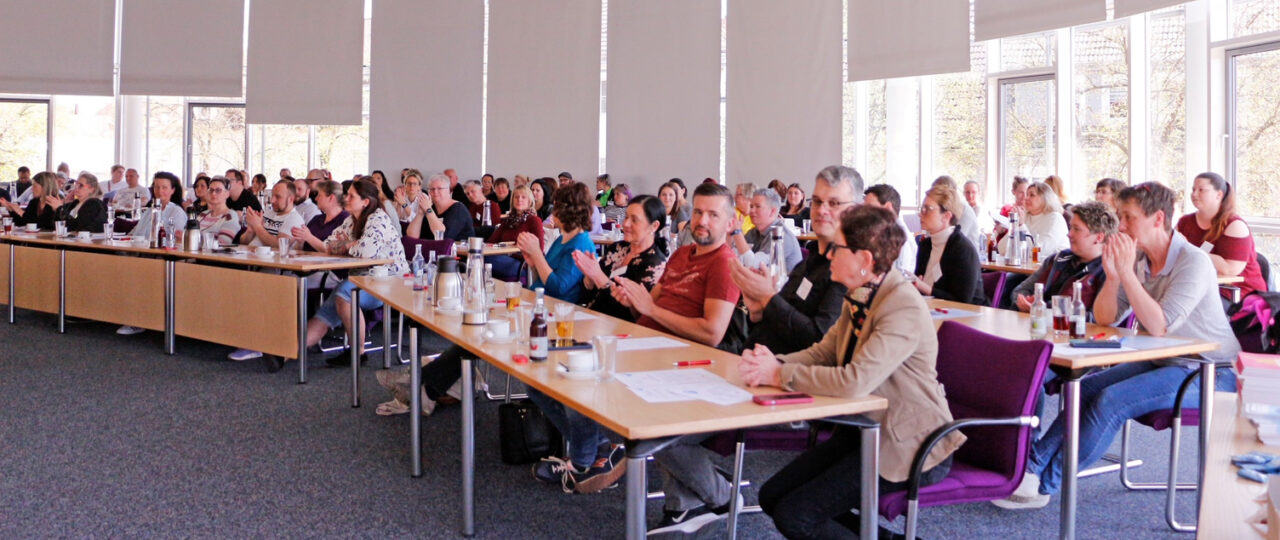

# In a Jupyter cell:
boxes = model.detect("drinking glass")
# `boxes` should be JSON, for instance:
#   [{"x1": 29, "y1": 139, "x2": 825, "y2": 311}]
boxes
[
  {"x1": 55, "y1": 221, "x2": 67, "y2": 237},
  {"x1": 433, "y1": 230, "x2": 444, "y2": 241},
  {"x1": 2, "y1": 216, "x2": 13, "y2": 234},
  {"x1": 802, "y1": 219, "x2": 811, "y2": 234},
  {"x1": 103, "y1": 221, "x2": 114, "y2": 239},
  {"x1": 1051, "y1": 295, "x2": 1072, "y2": 338},
  {"x1": 277, "y1": 237, "x2": 292, "y2": 258},
  {"x1": 592, "y1": 335, "x2": 617, "y2": 381},
  {"x1": 553, "y1": 303, "x2": 575, "y2": 346},
  {"x1": 203, "y1": 231, "x2": 217, "y2": 252}
]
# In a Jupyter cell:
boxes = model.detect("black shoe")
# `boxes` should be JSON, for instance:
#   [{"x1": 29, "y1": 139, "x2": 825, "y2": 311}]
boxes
[
  {"x1": 264, "y1": 355, "x2": 285, "y2": 373},
  {"x1": 326, "y1": 350, "x2": 369, "y2": 367}
]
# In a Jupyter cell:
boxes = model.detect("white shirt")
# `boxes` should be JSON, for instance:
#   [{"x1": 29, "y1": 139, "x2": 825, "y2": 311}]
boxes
[
  {"x1": 957, "y1": 204, "x2": 981, "y2": 248},
  {"x1": 105, "y1": 179, "x2": 128, "y2": 195},
  {"x1": 894, "y1": 215, "x2": 917, "y2": 274},
  {"x1": 923, "y1": 225, "x2": 954, "y2": 287},
  {"x1": 970, "y1": 203, "x2": 995, "y2": 235},
  {"x1": 999, "y1": 210, "x2": 1068, "y2": 258},
  {"x1": 295, "y1": 199, "x2": 321, "y2": 224},
  {"x1": 249, "y1": 206, "x2": 304, "y2": 247},
  {"x1": 134, "y1": 202, "x2": 188, "y2": 238},
  {"x1": 112, "y1": 185, "x2": 152, "y2": 212}
]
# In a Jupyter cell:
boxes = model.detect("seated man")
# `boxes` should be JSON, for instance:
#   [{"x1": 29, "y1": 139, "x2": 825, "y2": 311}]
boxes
[
  {"x1": 1011, "y1": 201, "x2": 1117, "y2": 314},
  {"x1": 996, "y1": 182, "x2": 1240, "y2": 509},
  {"x1": 732, "y1": 165, "x2": 858, "y2": 356},
  {"x1": 407, "y1": 173, "x2": 474, "y2": 241},
  {"x1": 224, "y1": 169, "x2": 262, "y2": 214},
  {"x1": 109, "y1": 168, "x2": 151, "y2": 216},
  {"x1": 226, "y1": 181, "x2": 307, "y2": 362},
  {"x1": 728, "y1": 188, "x2": 802, "y2": 273},
  {"x1": 863, "y1": 183, "x2": 916, "y2": 275},
  {"x1": 292, "y1": 176, "x2": 321, "y2": 224}
]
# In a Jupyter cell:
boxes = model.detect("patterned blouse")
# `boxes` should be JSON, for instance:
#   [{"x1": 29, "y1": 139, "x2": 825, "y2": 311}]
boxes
[
  {"x1": 580, "y1": 239, "x2": 669, "y2": 321},
  {"x1": 324, "y1": 208, "x2": 409, "y2": 276}
]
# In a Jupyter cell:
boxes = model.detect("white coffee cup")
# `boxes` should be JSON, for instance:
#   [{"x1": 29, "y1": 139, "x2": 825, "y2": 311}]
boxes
[
  {"x1": 486, "y1": 318, "x2": 511, "y2": 339},
  {"x1": 438, "y1": 297, "x2": 462, "y2": 311},
  {"x1": 253, "y1": 246, "x2": 272, "y2": 258},
  {"x1": 25, "y1": 224, "x2": 37, "y2": 232},
  {"x1": 76, "y1": 231, "x2": 91, "y2": 241},
  {"x1": 370, "y1": 266, "x2": 389, "y2": 278},
  {"x1": 566, "y1": 349, "x2": 596, "y2": 372}
]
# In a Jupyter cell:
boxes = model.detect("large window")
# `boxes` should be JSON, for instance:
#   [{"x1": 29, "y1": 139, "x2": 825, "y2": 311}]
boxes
[
  {"x1": 0, "y1": 99, "x2": 49, "y2": 177},
  {"x1": 999, "y1": 75, "x2": 1056, "y2": 204},
  {"x1": 864, "y1": 79, "x2": 921, "y2": 206},
  {"x1": 52, "y1": 96, "x2": 115, "y2": 179},
  {"x1": 250, "y1": 124, "x2": 309, "y2": 179},
  {"x1": 1073, "y1": 23, "x2": 1130, "y2": 197},
  {"x1": 1230, "y1": 0, "x2": 1280, "y2": 38},
  {"x1": 932, "y1": 41, "x2": 988, "y2": 186},
  {"x1": 1149, "y1": 7, "x2": 1186, "y2": 191},
  {"x1": 1229, "y1": 42, "x2": 1280, "y2": 220},
  {"x1": 146, "y1": 97, "x2": 184, "y2": 179},
  {"x1": 1001, "y1": 32, "x2": 1056, "y2": 71},
  {"x1": 188, "y1": 104, "x2": 246, "y2": 179}
]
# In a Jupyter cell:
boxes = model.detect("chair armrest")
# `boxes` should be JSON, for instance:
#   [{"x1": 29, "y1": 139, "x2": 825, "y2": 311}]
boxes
[
  {"x1": 1218, "y1": 284, "x2": 1241, "y2": 304},
  {"x1": 904, "y1": 416, "x2": 1039, "y2": 501}
]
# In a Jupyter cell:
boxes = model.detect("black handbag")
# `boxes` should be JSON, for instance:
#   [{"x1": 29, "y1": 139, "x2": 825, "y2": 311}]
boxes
[
  {"x1": 715, "y1": 301, "x2": 751, "y2": 355},
  {"x1": 498, "y1": 399, "x2": 564, "y2": 465}
]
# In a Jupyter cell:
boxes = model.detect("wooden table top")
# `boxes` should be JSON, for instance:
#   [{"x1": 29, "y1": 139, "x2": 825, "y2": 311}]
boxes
[
  {"x1": 589, "y1": 234, "x2": 620, "y2": 246},
  {"x1": 927, "y1": 299, "x2": 1221, "y2": 370},
  {"x1": 797, "y1": 233, "x2": 818, "y2": 242},
  {"x1": 451, "y1": 241, "x2": 521, "y2": 257},
  {"x1": 0, "y1": 231, "x2": 388, "y2": 272},
  {"x1": 1196, "y1": 392, "x2": 1275, "y2": 540},
  {"x1": 982, "y1": 261, "x2": 1246, "y2": 284},
  {"x1": 352, "y1": 276, "x2": 887, "y2": 440}
]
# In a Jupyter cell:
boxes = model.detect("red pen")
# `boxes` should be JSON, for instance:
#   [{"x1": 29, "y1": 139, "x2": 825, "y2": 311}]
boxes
[
  {"x1": 674, "y1": 359, "x2": 712, "y2": 367},
  {"x1": 1091, "y1": 332, "x2": 1107, "y2": 340},
  {"x1": 615, "y1": 334, "x2": 630, "y2": 338},
  {"x1": 933, "y1": 308, "x2": 949, "y2": 314}
]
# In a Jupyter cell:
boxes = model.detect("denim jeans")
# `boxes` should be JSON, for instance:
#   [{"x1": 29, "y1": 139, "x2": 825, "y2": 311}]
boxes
[
  {"x1": 527, "y1": 388, "x2": 611, "y2": 470},
  {"x1": 314, "y1": 279, "x2": 385, "y2": 328},
  {"x1": 1028, "y1": 361, "x2": 1236, "y2": 495}
]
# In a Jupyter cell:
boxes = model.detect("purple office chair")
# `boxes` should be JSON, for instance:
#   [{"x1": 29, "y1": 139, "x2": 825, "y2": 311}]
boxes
[
  {"x1": 981, "y1": 271, "x2": 1008, "y2": 309},
  {"x1": 878, "y1": 321, "x2": 1052, "y2": 539}
]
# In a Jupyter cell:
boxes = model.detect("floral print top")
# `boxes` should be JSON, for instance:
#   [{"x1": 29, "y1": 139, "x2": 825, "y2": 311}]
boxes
[
  {"x1": 324, "y1": 208, "x2": 409, "y2": 276},
  {"x1": 580, "y1": 239, "x2": 669, "y2": 321}
]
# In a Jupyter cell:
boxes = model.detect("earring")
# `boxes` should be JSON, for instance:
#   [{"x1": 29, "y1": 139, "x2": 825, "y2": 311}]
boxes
[{"x1": 860, "y1": 268, "x2": 867, "y2": 276}]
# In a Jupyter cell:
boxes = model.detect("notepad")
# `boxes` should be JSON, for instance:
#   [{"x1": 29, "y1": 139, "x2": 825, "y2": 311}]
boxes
[
  {"x1": 615, "y1": 336, "x2": 690, "y2": 352},
  {"x1": 929, "y1": 308, "x2": 982, "y2": 320},
  {"x1": 615, "y1": 369, "x2": 752, "y2": 405}
]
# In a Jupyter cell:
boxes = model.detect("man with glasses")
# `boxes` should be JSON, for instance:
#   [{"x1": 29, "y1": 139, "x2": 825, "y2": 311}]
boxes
[
  {"x1": 730, "y1": 165, "x2": 859, "y2": 358},
  {"x1": 407, "y1": 173, "x2": 473, "y2": 241},
  {"x1": 863, "y1": 183, "x2": 916, "y2": 274}
]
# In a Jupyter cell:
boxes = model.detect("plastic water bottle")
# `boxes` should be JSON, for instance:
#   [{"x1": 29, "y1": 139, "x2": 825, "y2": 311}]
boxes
[
  {"x1": 1029, "y1": 283, "x2": 1049, "y2": 340},
  {"x1": 769, "y1": 226, "x2": 787, "y2": 291},
  {"x1": 482, "y1": 201, "x2": 492, "y2": 226},
  {"x1": 411, "y1": 244, "x2": 426, "y2": 292}
]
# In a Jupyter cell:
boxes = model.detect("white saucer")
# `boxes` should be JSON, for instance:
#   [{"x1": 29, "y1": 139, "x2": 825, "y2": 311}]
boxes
[
  {"x1": 556, "y1": 362, "x2": 602, "y2": 379},
  {"x1": 435, "y1": 306, "x2": 463, "y2": 316},
  {"x1": 483, "y1": 331, "x2": 514, "y2": 344}
]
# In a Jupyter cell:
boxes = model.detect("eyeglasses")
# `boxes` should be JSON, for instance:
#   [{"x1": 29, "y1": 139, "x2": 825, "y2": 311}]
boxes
[
  {"x1": 830, "y1": 243, "x2": 854, "y2": 254},
  {"x1": 811, "y1": 198, "x2": 853, "y2": 210},
  {"x1": 919, "y1": 204, "x2": 942, "y2": 215}
]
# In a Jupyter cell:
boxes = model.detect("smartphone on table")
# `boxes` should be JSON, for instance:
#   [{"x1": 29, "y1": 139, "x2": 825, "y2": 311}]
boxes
[{"x1": 752, "y1": 392, "x2": 814, "y2": 406}]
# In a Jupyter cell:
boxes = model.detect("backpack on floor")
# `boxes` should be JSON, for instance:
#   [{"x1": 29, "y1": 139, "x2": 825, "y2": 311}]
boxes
[{"x1": 498, "y1": 399, "x2": 564, "y2": 465}]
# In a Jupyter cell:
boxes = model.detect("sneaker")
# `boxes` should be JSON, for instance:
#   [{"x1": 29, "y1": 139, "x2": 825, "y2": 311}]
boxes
[
  {"x1": 647, "y1": 506, "x2": 721, "y2": 537},
  {"x1": 116, "y1": 325, "x2": 144, "y2": 335},
  {"x1": 445, "y1": 369, "x2": 489, "y2": 401},
  {"x1": 374, "y1": 389, "x2": 435, "y2": 416},
  {"x1": 572, "y1": 448, "x2": 629, "y2": 494},
  {"x1": 532, "y1": 456, "x2": 580, "y2": 488},
  {"x1": 376, "y1": 369, "x2": 411, "y2": 391},
  {"x1": 228, "y1": 348, "x2": 262, "y2": 361},
  {"x1": 991, "y1": 473, "x2": 1050, "y2": 509}
]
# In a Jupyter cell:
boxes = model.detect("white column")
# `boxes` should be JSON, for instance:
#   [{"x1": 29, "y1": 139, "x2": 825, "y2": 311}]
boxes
[
  {"x1": 885, "y1": 77, "x2": 921, "y2": 205},
  {"x1": 1185, "y1": 0, "x2": 1213, "y2": 179},
  {"x1": 1129, "y1": 16, "x2": 1148, "y2": 188},
  {"x1": 119, "y1": 95, "x2": 147, "y2": 176},
  {"x1": 1055, "y1": 28, "x2": 1073, "y2": 186}
]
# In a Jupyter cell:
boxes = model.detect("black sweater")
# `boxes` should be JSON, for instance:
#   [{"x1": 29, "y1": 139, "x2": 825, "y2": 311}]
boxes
[
  {"x1": 56, "y1": 198, "x2": 108, "y2": 233},
  {"x1": 914, "y1": 225, "x2": 987, "y2": 305},
  {"x1": 746, "y1": 245, "x2": 848, "y2": 355}
]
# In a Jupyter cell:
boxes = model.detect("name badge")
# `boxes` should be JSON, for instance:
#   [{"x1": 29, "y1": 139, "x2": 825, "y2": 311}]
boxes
[
  {"x1": 1199, "y1": 241, "x2": 1214, "y2": 254},
  {"x1": 609, "y1": 265, "x2": 627, "y2": 280},
  {"x1": 796, "y1": 278, "x2": 813, "y2": 300}
]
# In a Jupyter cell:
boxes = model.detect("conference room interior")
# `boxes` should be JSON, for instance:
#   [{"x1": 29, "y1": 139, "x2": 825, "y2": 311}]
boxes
[{"x1": 2, "y1": 0, "x2": 1279, "y2": 538}]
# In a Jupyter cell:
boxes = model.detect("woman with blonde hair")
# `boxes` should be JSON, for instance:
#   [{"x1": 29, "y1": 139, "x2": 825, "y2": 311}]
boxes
[
  {"x1": 1, "y1": 171, "x2": 60, "y2": 230},
  {"x1": 999, "y1": 181, "x2": 1068, "y2": 258},
  {"x1": 50, "y1": 172, "x2": 108, "y2": 232}
]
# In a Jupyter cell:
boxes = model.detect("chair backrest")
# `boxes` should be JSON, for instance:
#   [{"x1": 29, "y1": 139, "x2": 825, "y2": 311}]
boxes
[
  {"x1": 401, "y1": 236, "x2": 453, "y2": 261},
  {"x1": 1258, "y1": 252, "x2": 1272, "y2": 293},
  {"x1": 980, "y1": 272, "x2": 1007, "y2": 309},
  {"x1": 935, "y1": 321, "x2": 1052, "y2": 479}
]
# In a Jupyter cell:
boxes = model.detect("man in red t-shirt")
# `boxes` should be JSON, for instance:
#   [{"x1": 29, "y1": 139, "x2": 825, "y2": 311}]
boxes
[{"x1": 613, "y1": 183, "x2": 741, "y2": 347}]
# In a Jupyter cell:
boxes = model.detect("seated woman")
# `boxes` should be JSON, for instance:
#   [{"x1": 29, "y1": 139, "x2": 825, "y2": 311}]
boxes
[
  {"x1": 531, "y1": 177, "x2": 555, "y2": 222},
  {"x1": 1094, "y1": 177, "x2": 1125, "y2": 211},
  {"x1": 602, "y1": 183, "x2": 631, "y2": 224},
  {"x1": 659, "y1": 181, "x2": 689, "y2": 234},
  {"x1": 197, "y1": 177, "x2": 242, "y2": 247},
  {"x1": 999, "y1": 181, "x2": 1068, "y2": 258},
  {"x1": 1, "y1": 171, "x2": 59, "y2": 230},
  {"x1": 186, "y1": 175, "x2": 210, "y2": 215},
  {"x1": 1176, "y1": 172, "x2": 1266, "y2": 302},
  {"x1": 51, "y1": 172, "x2": 108, "y2": 233},
  {"x1": 572, "y1": 195, "x2": 668, "y2": 321},
  {"x1": 488, "y1": 177, "x2": 513, "y2": 215},
  {"x1": 287, "y1": 178, "x2": 408, "y2": 372},
  {"x1": 646, "y1": 205, "x2": 965, "y2": 536},
  {"x1": 912, "y1": 185, "x2": 986, "y2": 305},
  {"x1": 780, "y1": 183, "x2": 810, "y2": 228},
  {"x1": 485, "y1": 185, "x2": 543, "y2": 281},
  {"x1": 374, "y1": 183, "x2": 621, "y2": 493},
  {"x1": 996, "y1": 182, "x2": 1240, "y2": 510}
]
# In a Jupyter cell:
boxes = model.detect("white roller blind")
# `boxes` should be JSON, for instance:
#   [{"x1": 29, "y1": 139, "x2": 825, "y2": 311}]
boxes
[
  {"x1": 606, "y1": 0, "x2": 720, "y2": 195},
  {"x1": 369, "y1": 0, "x2": 483, "y2": 179},
  {"x1": 246, "y1": 0, "x2": 364, "y2": 125},
  {"x1": 974, "y1": 0, "x2": 1106, "y2": 42},
  {"x1": 0, "y1": 0, "x2": 115, "y2": 96},
  {"x1": 847, "y1": 0, "x2": 970, "y2": 82},
  {"x1": 727, "y1": 0, "x2": 842, "y2": 185},
  {"x1": 486, "y1": 0, "x2": 601, "y2": 180},
  {"x1": 1114, "y1": 0, "x2": 1187, "y2": 18},
  {"x1": 120, "y1": 0, "x2": 245, "y2": 97}
]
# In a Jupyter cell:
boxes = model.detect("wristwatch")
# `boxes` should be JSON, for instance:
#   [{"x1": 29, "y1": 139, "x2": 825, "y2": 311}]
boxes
[{"x1": 729, "y1": 229, "x2": 742, "y2": 236}]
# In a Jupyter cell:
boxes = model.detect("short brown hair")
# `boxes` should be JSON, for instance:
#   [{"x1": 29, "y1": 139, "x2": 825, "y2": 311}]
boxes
[
  {"x1": 925, "y1": 185, "x2": 964, "y2": 226},
  {"x1": 1117, "y1": 182, "x2": 1177, "y2": 232},
  {"x1": 552, "y1": 181, "x2": 592, "y2": 232},
  {"x1": 840, "y1": 205, "x2": 906, "y2": 276},
  {"x1": 1066, "y1": 201, "x2": 1117, "y2": 236}
]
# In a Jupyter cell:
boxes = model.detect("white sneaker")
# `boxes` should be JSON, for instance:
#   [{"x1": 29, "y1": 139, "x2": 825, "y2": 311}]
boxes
[
  {"x1": 116, "y1": 325, "x2": 144, "y2": 335},
  {"x1": 991, "y1": 472, "x2": 1050, "y2": 509},
  {"x1": 228, "y1": 348, "x2": 263, "y2": 361},
  {"x1": 445, "y1": 369, "x2": 489, "y2": 400}
]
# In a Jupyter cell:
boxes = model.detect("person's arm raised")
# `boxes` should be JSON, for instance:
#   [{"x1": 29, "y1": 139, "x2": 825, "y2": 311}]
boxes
[{"x1": 615, "y1": 277, "x2": 735, "y2": 347}]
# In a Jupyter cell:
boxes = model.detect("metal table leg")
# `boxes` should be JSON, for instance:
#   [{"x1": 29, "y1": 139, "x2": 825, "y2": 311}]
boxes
[
  {"x1": 461, "y1": 357, "x2": 476, "y2": 536},
  {"x1": 1060, "y1": 376, "x2": 1082, "y2": 540},
  {"x1": 410, "y1": 327, "x2": 422, "y2": 478},
  {"x1": 57, "y1": 249, "x2": 65, "y2": 334},
  {"x1": 383, "y1": 302, "x2": 392, "y2": 369},
  {"x1": 625, "y1": 453, "x2": 647, "y2": 539},
  {"x1": 8, "y1": 245, "x2": 14, "y2": 324},
  {"x1": 165, "y1": 261, "x2": 176, "y2": 355},
  {"x1": 860, "y1": 425, "x2": 880, "y2": 540},
  {"x1": 1196, "y1": 363, "x2": 1215, "y2": 525},
  {"x1": 350, "y1": 288, "x2": 361, "y2": 407},
  {"x1": 296, "y1": 275, "x2": 307, "y2": 383}
]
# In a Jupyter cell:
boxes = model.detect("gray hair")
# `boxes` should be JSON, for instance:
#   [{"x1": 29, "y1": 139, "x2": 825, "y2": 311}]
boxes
[
  {"x1": 815, "y1": 165, "x2": 864, "y2": 202},
  {"x1": 427, "y1": 173, "x2": 451, "y2": 189},
  {"x1": 752, "y1": 188, "x2": 782, "y2": 210},
  {"x1": 1028, "y1": 182, "x2": 1064, "y2": 215},
  {"x1": 963, "y1": 180, "x2": 981, "y2": 189},
  {"x1": 463, "y1": 179, "x2": 482, "y2": 190},
  {"x1": 735, "y1": 182, "x2": 757, "y2": 196}
]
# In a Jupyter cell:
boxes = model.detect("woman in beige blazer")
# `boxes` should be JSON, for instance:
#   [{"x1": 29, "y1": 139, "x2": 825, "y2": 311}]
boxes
[{"x1": 741, "y1": 204, "x2": 967, "y2": 539}]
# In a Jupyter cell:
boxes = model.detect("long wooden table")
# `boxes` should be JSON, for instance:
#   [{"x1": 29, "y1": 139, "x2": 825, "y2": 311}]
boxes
[
  {"x1": 981, "y1": 260, "x2": 1246, "y2": 285},
  {"x1": 1197, "y1": 392, "x2": 1275, "y2": 539},
  {"x1": 0, "y1": 231, "x2": 386, "y2": 383},
  {"x1": 928, "y1": 298, "x2": 1221, "y2": 539},
  {"x1": 351, "y1": 276, "x2": 888, "y2": 539}
]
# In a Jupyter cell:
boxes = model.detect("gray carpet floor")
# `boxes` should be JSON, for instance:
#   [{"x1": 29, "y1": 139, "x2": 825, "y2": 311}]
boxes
[{"x1": 0, "y1": 310, "x2": 1200, "y2": 539}]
